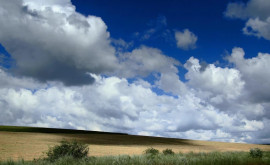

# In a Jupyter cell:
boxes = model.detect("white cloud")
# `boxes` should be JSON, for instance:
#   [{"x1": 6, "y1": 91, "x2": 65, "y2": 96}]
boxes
[
  {"x1": 155, "y1": 72, "x2": 187, "y2": 96},
  {"x1": 182, "y1": 48, "x2": 270, "y2": 123},
  {"x1": 115, "y1": 46, "x2": 188, "y2": 95},
  {"x1": 116, "y1": 46, "x2": 180, "y2": 78},
  {"x1": 1, "y1": 47, "x2": 269, "y2": 144},
  {"x1": 0, "y1": 1, "x2": 179, "y2": 87},
  {"x1": 0, "y1": 0, "x2": 118, "y2": 85},
  {"x1": 175, "y1": 29, "x2": 198, "y2": 50},
  {"x1": 225, "y1": 0, "x2": 270, "y2": 20},
  {"x1": 243, "y1": 17, "x2": 270, "y2": 40},
  {"x1": 224, "y1": 2, "x2": 247, "y2": 19},
  {"x1": 228, "y1": 47, "x2": 270, "y2": 103},
  {"x1": 0, "y1": 68, "x2": 46, "y2": 89},
  {"x1": 184, "y1": 57, "x2": 245, "y2": 100},
  {"x1": 225, "y1": 0, "x2": 270, "y2": 40},
  {"x1": 23, "y1": 0, "x2": 75, "y2": 14},
  {"x1": 0, "y1": 64, "x2": 269, "y2": 143}
]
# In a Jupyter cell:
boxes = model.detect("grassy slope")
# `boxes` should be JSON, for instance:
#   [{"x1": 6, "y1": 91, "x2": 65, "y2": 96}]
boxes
[{"x1": 1, "y1": 125, "x2": 270, "y2": 161}]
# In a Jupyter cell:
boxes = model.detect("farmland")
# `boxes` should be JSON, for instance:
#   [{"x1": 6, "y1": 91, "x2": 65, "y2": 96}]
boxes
[{"x1": 1, "y1": 125, "x2": 270, "y2": 162}]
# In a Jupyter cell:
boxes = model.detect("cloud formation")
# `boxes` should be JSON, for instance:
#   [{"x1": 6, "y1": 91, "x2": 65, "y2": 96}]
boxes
[
  {"x1": 116, "y1": 46, "x2": 180, "y2": 78},
  {"x1": 1, "y1": 47, "x2": 270, "y2": 143},
  {"x1": 0, "y1": 68, "x2": 250, "y2": 142},
  {"x1": 0, "y1": 0, "x2": 118, "y2": 85},
  {"x1": 228, "y1": 47, "x2": 270, "y2": 103},
  {"x1": 184, "y1": 56, "x2": 245, "y2": 100},
  {"x1": 175, "y1": 29, "x2": 198, "y2": 50},
  {"x1": 225, "y1": 0, "x2": 270, "y2": 40}
]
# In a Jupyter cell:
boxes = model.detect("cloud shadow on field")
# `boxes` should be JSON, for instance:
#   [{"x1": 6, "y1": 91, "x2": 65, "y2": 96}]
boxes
[{"x1": 0, "y1": 125, "x2": 200, "y2": 146}]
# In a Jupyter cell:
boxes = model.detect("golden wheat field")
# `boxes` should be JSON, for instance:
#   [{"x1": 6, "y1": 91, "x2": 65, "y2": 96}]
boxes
[{"x1": 0, "y1": 126, "x2": 270, "y2": 161}]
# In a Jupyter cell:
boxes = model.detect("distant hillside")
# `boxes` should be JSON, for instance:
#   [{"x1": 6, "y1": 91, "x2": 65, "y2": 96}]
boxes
[{"x1": 0, "y1": 125, "x2": 127, "y2": 135}]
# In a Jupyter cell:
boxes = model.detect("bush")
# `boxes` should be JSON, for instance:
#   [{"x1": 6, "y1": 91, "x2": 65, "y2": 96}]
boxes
[
  {"x1": 144, "y1": 147, "x2": 159, "y2": 155},
  {"x1": 162, "y1": 148, "x2": 174, "y2": 155},
  {"x1": 249, "y1": 148, "x2": 263, "y2": 158},
  {"x1": 46, "y1": 139, "x2": 89, "y2": 162}
]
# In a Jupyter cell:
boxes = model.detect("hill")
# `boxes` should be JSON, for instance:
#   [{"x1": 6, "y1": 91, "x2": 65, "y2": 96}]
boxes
[
  {"x1": 1, "y1": 125, "x2": 270, "y2": 161},
  {"x1": 0, "y1": 125, "x2": 127, "y2": 135}
]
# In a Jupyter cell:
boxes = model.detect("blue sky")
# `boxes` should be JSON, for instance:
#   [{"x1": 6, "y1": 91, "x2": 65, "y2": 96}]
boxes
[
  {"x1": 0, "y1": 0, "x2": 270, "y2": 144},
  {"x1": 1, "y1": 0, "x2": 270, "y2": 69},
  {"x1": 71, "y1": 0, "x2": 270, "y2": 63}
]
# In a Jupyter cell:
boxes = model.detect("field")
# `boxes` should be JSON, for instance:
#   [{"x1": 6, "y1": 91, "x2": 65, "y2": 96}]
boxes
[{"x1": 1, "y1": 125, "x2": 270, "y2": 161}]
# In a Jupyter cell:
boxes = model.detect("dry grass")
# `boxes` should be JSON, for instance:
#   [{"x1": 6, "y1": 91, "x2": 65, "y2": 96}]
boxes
[{"x1": 1, "y1": 131, "x2": 270, "y2": 161}]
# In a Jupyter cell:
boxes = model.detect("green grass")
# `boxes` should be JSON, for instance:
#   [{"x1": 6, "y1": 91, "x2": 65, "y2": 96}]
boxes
[{"x1": 1, "y1": 151, "x2": 270, "y2": 165}]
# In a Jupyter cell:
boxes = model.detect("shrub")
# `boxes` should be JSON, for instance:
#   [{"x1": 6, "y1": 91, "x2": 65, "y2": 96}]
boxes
[
  {"x1": 46, "y1": 139, "x2": 89, "y2": 162},
  {"x1": 144, "y1": 147, "x2": 159, "y2": 155},
  {"x1": 249, "y1": 148, "x2": 263, "y2": 158},
  {"x1": 162, "y1": 148, "x2": 174, "y2": 155}
]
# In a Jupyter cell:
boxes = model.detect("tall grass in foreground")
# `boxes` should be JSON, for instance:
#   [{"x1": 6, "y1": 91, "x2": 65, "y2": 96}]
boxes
[{"x1": 1, "y1": 151, "x2": 270, "y2": 165}]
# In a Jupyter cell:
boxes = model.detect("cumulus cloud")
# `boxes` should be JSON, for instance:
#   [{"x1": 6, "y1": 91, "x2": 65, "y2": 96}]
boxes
[
  {"x1": 225, "y1": 0, "x2": 270, "y2": 20},
  {"x1": 0, "y1": 68, "x2": 46, "y2": 89},
  {"x1": 154, "y1": 72, "x2": 187, "y2": 96},
  {"x1": 228, "y1": 47, "x2": 270, "y2": 103},
  {"x1": 1, "y1": 46, "x2": 270, "y2": 143},
  {"x1": 183, "y1": 48, "x2": 270, "y2": 122},
  {"x1": 1, "y1": 68, "x2": 261, "y2": 143},
  {"x1": 0, "y1": 1, "x2": 179, "y2": 86},
  {"x1": 184, "y1": 56, "x2": 245, "y2": 100},
  {"x1": 243, "y1": 17, "x2": 270, "y2": 40},
  {"x1": 225, "y1": 0, "x2": 270, "y2": 40},
  {"x1": 114, "y1": 46, "x2": 188, "y2": 95},
  {"x1": 116, "y1": 46, "x2": 180, "y2": 78},
  {"x1": 175, "y1": 29, "x2": 198, "y2": 50},
  {"x1": 0, "y1": 0, "x2": 118, "y2": 85}
]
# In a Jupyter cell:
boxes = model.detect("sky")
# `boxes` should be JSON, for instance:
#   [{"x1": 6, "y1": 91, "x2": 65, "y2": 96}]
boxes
[{"x1": 0, "y1": 0, "x2": 270, "y2": 144}]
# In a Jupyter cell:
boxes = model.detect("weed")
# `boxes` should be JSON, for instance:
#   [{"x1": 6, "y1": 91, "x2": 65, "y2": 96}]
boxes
[
  {"x1": 249, "y1": 148, "x2": 263, "y2": 158},
  {"x1": 162, "y1": 148, "x2": 174, "y2": 155},
  {"x1": 144, "y1": 147, "x2": 159, "y2": 155},
  {"x1": 46, "y1": 139, "x2": 89, "y2": 162}
]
